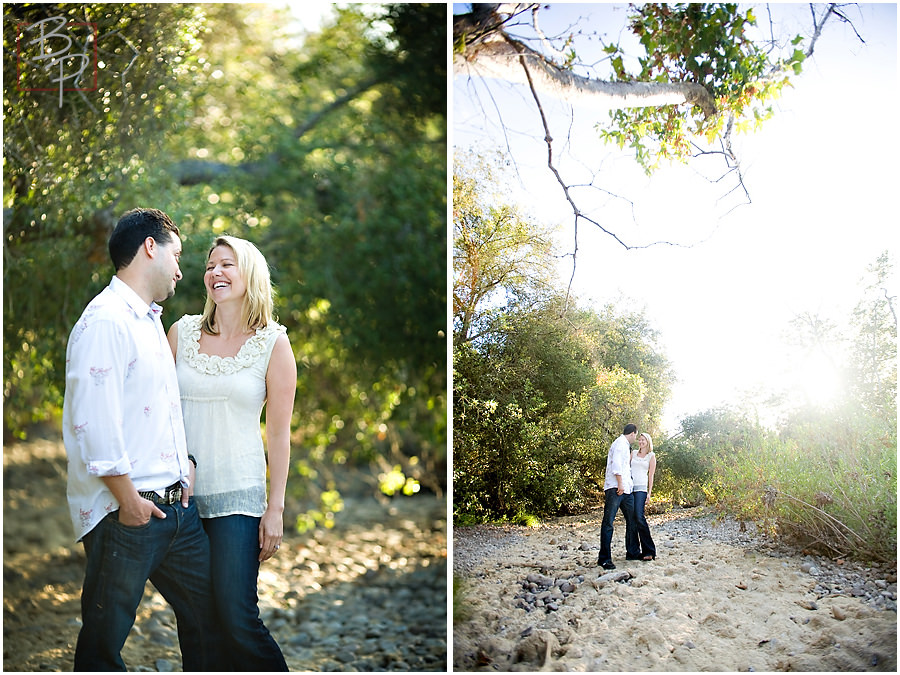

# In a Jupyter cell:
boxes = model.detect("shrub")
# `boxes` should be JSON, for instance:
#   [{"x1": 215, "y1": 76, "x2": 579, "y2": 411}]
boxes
[
  {"x1": 453, "y1": 575, "x2": 473, "y2": 624},
  {"x1": 652, "y1": 437, "x2": 714, "y2": 507}
]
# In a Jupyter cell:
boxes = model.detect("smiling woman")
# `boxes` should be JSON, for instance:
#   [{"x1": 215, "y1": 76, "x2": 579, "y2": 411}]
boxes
[{"x1": 167, "y1": 233, "x2": 297, "y2": 670}]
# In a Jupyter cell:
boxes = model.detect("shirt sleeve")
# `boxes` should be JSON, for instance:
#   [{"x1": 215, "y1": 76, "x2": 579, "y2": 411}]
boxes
[
  {"x1": 612, "y1": 438, "x2": 629, "y2": 476},
  {"x1": 66, "y1": 317, "x2": 133, "y2": 477}
]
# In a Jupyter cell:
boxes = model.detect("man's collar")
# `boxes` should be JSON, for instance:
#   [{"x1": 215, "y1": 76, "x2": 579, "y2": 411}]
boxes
[{"x1": 110, "y1": 276, "x2": 162, "y2": 317}]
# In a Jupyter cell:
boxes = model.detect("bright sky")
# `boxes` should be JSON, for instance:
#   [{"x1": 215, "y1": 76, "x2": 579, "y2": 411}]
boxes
[
  {"x1": 282, "y1": 2, "x2": 337, "y2": 33},
  {"x1": 453, "y1": 3, "x2": 898, "y2": 433}
]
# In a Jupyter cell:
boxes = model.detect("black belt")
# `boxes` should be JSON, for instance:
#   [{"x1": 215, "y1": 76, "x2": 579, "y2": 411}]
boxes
[{"x1": 138, "y1": 482, "x2": 183, "y2": 505}]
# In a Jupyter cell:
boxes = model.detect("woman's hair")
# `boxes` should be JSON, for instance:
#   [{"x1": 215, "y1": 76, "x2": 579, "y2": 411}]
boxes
[
  {"x1": 201, "y1": 235, "x2": 274, "y2": 335},
  {"x1": 640, "y1": 432, "x2": 654, "y2": 452}
]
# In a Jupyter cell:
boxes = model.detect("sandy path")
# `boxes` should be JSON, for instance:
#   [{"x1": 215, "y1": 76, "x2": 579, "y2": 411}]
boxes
[{"x1": 453, "y1": 508, "x2": 896, "y2": 672}]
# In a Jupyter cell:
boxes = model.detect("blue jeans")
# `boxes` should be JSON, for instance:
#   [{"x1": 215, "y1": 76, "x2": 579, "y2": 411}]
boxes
[
  {"x1": 633, "y1": 490, "x2": 656, "y2": 558},
  {"x1": 202, "y1": 514, "x2": 287, "y2": 671},
  {"x1": 75, "y1": 500, "x2": 226, "y2": 671},
  {"x1": 598, "y1": 488, "x2": 640, "y2": 564}
]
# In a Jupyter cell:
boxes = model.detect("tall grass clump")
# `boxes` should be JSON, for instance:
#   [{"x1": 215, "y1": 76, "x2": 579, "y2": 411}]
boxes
[{"x1": 708, "y1": 409, "x2": 896, "y2": 562}]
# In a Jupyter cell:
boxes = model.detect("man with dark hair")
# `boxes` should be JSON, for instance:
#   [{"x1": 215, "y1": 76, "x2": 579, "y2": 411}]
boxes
[
  {"x1": 107, "y1": 207, "x2": 181, "y2": 274},
  {"x1": 597, "y1": 423, "x2": 641, "y2": 569},
  {"x1": 63, "y1": 207, "x2": 224, "y2": 671}
]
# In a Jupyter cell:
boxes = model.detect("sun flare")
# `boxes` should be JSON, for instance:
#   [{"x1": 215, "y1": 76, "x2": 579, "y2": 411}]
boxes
[{"x1": 797, "y1": 351, "x2": 842, "y2": 407}]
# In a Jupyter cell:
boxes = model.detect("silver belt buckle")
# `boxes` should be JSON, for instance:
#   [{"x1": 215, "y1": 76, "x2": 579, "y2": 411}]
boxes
[{"x1": 164, "y1": 485, "x2": 181, "y2": 504}]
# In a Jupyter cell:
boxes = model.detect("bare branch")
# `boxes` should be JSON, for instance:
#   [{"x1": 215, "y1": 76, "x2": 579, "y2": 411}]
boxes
[
  {"x1": 530, "y1": 4, "x2": 569, "y2": 64},
  {"x1": 516, "y1": 53, "x2": 702, "y2": 314},
  {"x1": 805, "y1": 3, "x2": 835, "y2": 57},
  {"x1": 458, "y1": 75, "x2": 521, "y2": 176},
  {"x1": 517, "y1": 52, "x2": 611, "y2": 313},
  {"x1": 829, "y1": 5, "x2": 866, "y2": 45}
]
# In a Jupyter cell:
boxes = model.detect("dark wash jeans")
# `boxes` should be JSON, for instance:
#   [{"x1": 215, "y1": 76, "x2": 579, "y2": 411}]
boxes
[
  {"x1": 633, "y1": 490, "x2": 656, "y2": 558},
  {"x1": 598, "y1": 488, "x2": 640, "y2": 564},
  {"x1": 202, "y1": 514, "x2": 288, "y2": 671},
  {"x1": 75, "y1": 499, "x2": 226, "y2": 671}
]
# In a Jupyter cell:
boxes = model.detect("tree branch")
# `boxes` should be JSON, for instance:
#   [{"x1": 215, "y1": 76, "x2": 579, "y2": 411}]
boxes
[
  {"x1": 457, "y1": 30, "x2": 717, "y2": 117},
  {"x1": 293, "y1": 75, "x2": 385, "y2": 140},
  {"x1": 517, "y1": 52, "x2": 696, "y2": 315},
  {"x1": 170, "y1": 75, "x2": 385, "y2": 186},
  {"x1": 456, "y1": 3, "x2": 852, "y2": 318}
]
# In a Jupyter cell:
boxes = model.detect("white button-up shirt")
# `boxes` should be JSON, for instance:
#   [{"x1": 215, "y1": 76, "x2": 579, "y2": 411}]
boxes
[
  {"x1": 603, "y1": 434, "x2": 634, "y2": 493},
  {"x1": 63, "y1": 276, "x2": 190, "y2": 541}
]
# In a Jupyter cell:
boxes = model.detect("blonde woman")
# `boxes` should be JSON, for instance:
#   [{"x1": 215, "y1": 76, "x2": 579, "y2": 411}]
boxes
[
  {"x1": 167, "y1": 235, "x2": 296, "y2": 670},
  {"x1": 631, "y1": 432, "x2": 657, "y2": 561}
]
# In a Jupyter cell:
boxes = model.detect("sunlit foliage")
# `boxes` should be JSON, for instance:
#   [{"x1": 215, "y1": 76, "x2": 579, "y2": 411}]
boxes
[
  {"x1": 453, "y1": 150, "x2": 557, "y2": 344},
  {"x1": 600, "y1": 3, "x2": 806, "y2": 173}
]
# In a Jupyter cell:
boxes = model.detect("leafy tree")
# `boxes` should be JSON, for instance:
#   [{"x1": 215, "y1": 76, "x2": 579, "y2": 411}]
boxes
[
  {"x1": 576, "y1": 301, "x2": 673, "y2": 428},
  {"x1": 4, "y1": 4, "x2": 204, "y2": 216},
  {"x1": 245, "y1": 5, "x2": 448, "y2": 495},
  {"x1": 454, "y1": 299, "x2": 595, "y2": 519},
  {"x1": 654, "y1": 406, "x2": 766, "y2": 505},
  {"x1": 454, "y1": 294, "x2": 673, "y2": 521},
  {"x1": 453, "y1": 150, "x2": 556, "y2": 343},
  {"x1": 848, "y1": 252, "x2": 897, "y2": 419}
]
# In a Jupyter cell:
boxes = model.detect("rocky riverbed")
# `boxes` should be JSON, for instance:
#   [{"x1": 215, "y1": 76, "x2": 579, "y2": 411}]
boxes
[
  {"x1": 453, "y1": 507, "x2": 897, "y2": 671},
  {"x1": 3, "y1": 436, "x2": 447, "y2": 672}
]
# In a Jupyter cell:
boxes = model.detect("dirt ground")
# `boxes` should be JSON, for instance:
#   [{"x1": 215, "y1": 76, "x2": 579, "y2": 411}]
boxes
[
  {"x1": 3, "y1": 435, "x2": 447, "y2": 672},
  {"x1": 453, "y1": 508, "x2": 897, "y2": 672}
]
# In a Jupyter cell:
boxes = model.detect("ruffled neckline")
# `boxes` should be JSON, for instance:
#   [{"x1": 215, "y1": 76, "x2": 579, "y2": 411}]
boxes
[{"x1": 180, "y1": 315, "x2": 284, "y2": 375}]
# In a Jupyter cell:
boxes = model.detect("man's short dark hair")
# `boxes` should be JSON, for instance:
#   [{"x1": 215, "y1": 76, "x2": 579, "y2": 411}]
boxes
[
  {"x1": 108, "y1": 208, "x2": 180, "y2": 271},
  {"x1": 623, "y1": 423, "x2": 637, "y2": 436}
]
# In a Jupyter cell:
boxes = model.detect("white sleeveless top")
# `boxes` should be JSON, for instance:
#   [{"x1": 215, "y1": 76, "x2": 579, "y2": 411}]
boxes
[
  {"x1": 631, "y1": 451, "x2": 654, "y2": 491},
  {"x1": 175, "y1": 314, "x2": 285, "y2": 518}
]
